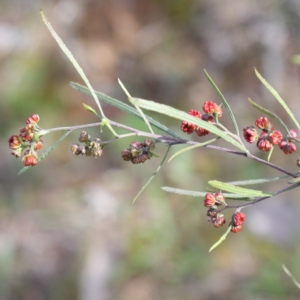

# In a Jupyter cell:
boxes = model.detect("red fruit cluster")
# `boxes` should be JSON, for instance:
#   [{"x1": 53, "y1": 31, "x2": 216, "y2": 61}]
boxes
[
  {"x1": 181, "y1": 101, "x2": 222, "y2": 136},
  {"x1": 204, "y1": 192, "x2": 226, "y2": 207},
  {"x1": 71, "y1": 131, "x2": 103, "y2": 158},
  {"x1": 121, "y1": 139, "x2": 155, "y2": 164},
  {"x1": 243, "y1": 117, "x2": 298, "y2": 154},
  {"x1": 205, "y1": 193, "x2": 227, "y2": 228},
  {"x1": 204, "y1": 193, "x2": 248, "y2": 234},
  {"x1": 8, "y1": 114, "x2": 42, "y2": 167},
  {"x1": 231, "y1": 212, "x2": 246, "y2": 233}
]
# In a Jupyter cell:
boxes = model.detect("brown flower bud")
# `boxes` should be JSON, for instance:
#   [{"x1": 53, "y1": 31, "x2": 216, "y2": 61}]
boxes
[
  {"x1": 78, "y1": 131, "x2": 90, "y2": 143},
  {"x1": 121, "y1": 149, "x2": 132, "y2": 161},
  {"x1": 71, "y1": 143, "x2": 80, "y2": 154}
]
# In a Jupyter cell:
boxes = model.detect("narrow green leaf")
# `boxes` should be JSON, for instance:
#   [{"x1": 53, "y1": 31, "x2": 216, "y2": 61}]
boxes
[
  {"x1": 267, "y1": 146, "x2": 274, "y2": 162},
  {"x1": 118, "y1": 78, "x2": 154, "y2": 134},
  {"x1": 70, "y1": 82, "x2": 181, "y2": 139},
  {"x1": 204, "y1": 70, "x2": 239, "y2": 135},
  {"x1": 288, "y1": 176, "x2": 300, "y2": 184},
  {"x1": 19, "y1": 131, "x2": 71, "y2": 175},
  {"x1": 208, "y1": 180, "x2": 272, "y2": 197},
  {"x1": 132, "y1": 146, "x2": 171, "y2": 204},
  {"x1": 161, "y1": 187, "x2": 254, "y2": 200},
  {"x1": 18, "y1": 166, "x2": 30, "y2": 175},
  {"x1": 248, "y1": 98, "x2": 289, "y2": 133},
  {"x1": 255, "y1": 69, "x2": 300, "y2": 131},
  {"x1": 282, "y1": 264, "x2": 300, "y2": 289},
  {"x1": 40, "y1": 11, "x2": 105, "y2": 118},
  {"x1": 132, "y1": 97, "x2": 247, "y2": 151},
  {"x1": 168, "y1": 138, "x2": 219, "y2": 163},
  {"x1": 209, "y1": 225, "x2": 232, "y2": 252},
  {"x1": 227, "y1": 173, "x2": 298, "y2": 186}
]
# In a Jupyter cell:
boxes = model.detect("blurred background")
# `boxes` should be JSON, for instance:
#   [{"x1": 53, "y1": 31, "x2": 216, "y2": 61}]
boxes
[{"x1": 1, "y1": 0, "x2": 300, "y2": 299}]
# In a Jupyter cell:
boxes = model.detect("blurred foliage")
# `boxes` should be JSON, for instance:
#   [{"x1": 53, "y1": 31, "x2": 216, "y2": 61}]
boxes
[{"x1": 2, "y1": 0, "x2": 300, "y2": 299}]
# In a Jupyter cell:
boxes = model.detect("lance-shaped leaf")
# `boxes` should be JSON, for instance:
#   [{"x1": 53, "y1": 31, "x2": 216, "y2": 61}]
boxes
[
  {"x1": 255, "y1": 69, "x2": 300, "y2": 132},
  {"x1": 204, "y1": 70, "x2": 239, "y2": 135},
  {"x1": 208, "y1": 180, "x2": 272, "y2": 197},
  {"x1": 287, "y1": 176, "x2": 300, "y2": 184},
  {"x1": 168, "y1": 138, "x2": 219, "y2": 163},
  {"x1": 209, "y1": 225, "x2": 232, "y2": 252},
  {"x1": 248, "y1": 98, "x2": 289, "y2": 133},
  {"x1": 118, "y1": 79, "x2": 154, "y2": 134},
  {"x1": 131, "y1": 98, "x2": 247, "y2": 151},
  {"x1": 70, "y1": 82, "x2": 181, "y2": 139},
  {"x1": 132, "y1": 146, "x2": 171, "y2": 204},
  {"x1": 161, "y1": 187, "x2": 254, "y2": 200},
  {"x1": 227, "y1": 173, "x2": 298, "y2": 186},
  {"x1": 40, "y1": 10, "x2": 105, "y2": 118},
  {"x1": 282, "y1": 264, "x2": 300, "y2": 289}
]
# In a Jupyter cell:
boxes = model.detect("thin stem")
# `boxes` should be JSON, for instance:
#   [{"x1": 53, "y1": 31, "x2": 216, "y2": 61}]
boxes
[
  {"x1": 40, "y1": 119, "x2": 296, "y2": 179},
  {"x1": 246, "y1": 153, "x2": 297, "y2": 178}
]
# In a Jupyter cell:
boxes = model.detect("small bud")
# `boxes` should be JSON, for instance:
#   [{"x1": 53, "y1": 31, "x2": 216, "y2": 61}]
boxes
[
  {"x1": 257, "y1": 132, "x2": 273, "y2": 152},
  {"x1": 206, "y1": 206, "x2": 218, "y2": 217},
  {"x1": 269, "y1": 130, "x2": 283, "y2": 145},
  {"x1": 26, "y1": 114, "x2": 40, "y2": 124},
  {"x1": 130, "y1": 147, "x2": 142, "y2": 158},
  {"x1": 8, "y1": 135, "x2": 22, "y2": 149},
  {"x1": 91, "y1": 147, "x2": 103, "y2": 158},
  {"x1": 195, "y1": 127, "x2": 210, "y2": 137},
  {"x1": 255, "y1": 117, "x2": 272, "y2": 131},
  {"x1": 19, "y1": 126, "x2": 34, "y2": 141},
  {"x1": 204, "y1": 193, "x2": 216, "y2": 207},
  {"x1": 231, "y1": 224, "x2": 243, "y2": 233},
  {"x1": 144, "y1": 139, "x2": 155, "y2": 151},
  {"x1": 215, "y1": 193, "x2": 226, "y2": 206},
  {"x1": 78, "y1": 131, "x2": 91, "y2": 143},
  {"x1": 79, "y1": 146, "x2": 86, "y2": 155},
  {"x1": 279, "y1": 140, "x2": 297, "y2": 154},
  {"x1": 297, "y1": 157, "x2": 300, "y2": 167},
  {"x1": 289, "y1": 129, "x2": 298, "y2": 139},
  {"x1": 232, "y1": 212, "x2": 246, "y2": 226},
  {"x1": 203, "y1": 101, "x2": 222, "y2": 117},
  {"x1": 181, "y1": 110, "x2": 202, "y2": 134},
  {"x1": 121, "y1": 149, "x2": 132, "y2": 161},
  {"x1": 22, "y1": 153, "x2": 38, "y2": 166},
  {"x1": 243, "y1": 126, "x2": 258, "y2": 143},
  {"x1": 71, "y1": 143, "x2": 80, "y2": 154},
  {"x1": 213, "y1": 214, "x2": 226, "y2": 228},
  {"x1": 181, "y1": 121, "x2": 196, "y2": 134},
  {"x1": 33, "y1": 139, "x2": 43, "y2": 150}
]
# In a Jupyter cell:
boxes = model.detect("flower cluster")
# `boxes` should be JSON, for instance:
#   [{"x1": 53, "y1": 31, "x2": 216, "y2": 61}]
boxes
[
  {"x1": 71, "y1": 131, "x2": 103, "y2": 158},
  {"x1": 121, "y1": 139, "x2": 155, "y2": 164},
  {"x1": 8, "y1": 114, "x2": 42, "y2": 166},
  {"x1": 243, "y1": 117, "x2": 298, "y2": 154},
  {"x1": 204, "y1": 193, "x2": 247, "y2": 233},
  {"x1": 181, "y1": 101, "x2": 222, "y2": 136},
  {"x1": 204, "y1": 193, "x2": 227, "y2": 228},
  {"x1": 231, "y1": 212, "x2": 246, "y2": 233}
]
